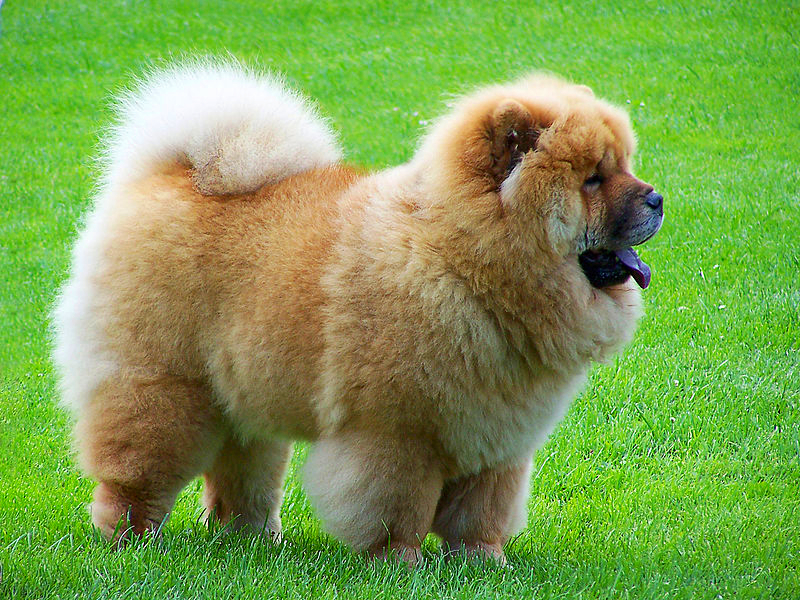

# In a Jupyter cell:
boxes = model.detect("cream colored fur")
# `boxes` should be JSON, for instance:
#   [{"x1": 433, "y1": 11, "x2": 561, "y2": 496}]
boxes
[
  {"x1": 105, "y1": 60, "x2": 340, "y2": 195},
  {"x1": 52, "y1": 61, "x2": 659, "y2": 564}
]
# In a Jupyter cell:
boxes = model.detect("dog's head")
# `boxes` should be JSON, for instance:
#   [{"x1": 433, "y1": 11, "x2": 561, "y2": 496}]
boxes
[{"x1": 420, "y1": 75, "x2": 663, "y2": 290}]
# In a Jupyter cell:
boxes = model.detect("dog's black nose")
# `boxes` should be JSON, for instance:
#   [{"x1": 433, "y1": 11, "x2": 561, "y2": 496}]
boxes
[{"x1": 645, "y1": 191, "x2": 663, "y2": 210}]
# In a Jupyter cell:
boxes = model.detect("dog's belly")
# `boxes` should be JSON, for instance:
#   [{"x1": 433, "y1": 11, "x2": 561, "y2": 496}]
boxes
[{"x1": 206, "y1": 332, "x2": 323, "y2": 440}]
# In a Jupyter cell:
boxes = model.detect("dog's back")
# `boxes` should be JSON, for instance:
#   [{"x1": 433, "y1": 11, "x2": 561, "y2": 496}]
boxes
[{"x1": 53, "y1": 61, "x2": 342, "y2": 414}]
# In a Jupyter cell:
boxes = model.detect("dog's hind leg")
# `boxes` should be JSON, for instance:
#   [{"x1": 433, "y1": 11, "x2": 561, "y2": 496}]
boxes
[
  {"x1": 201, "y1": 435, "x2": 292, "y2": 539},
  {"x1": 75, "y1": 372, "x2": 224, "y2": 543}
]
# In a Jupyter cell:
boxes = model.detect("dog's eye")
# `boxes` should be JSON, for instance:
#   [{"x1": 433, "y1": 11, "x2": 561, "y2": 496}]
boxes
[{"x1": 584, "y1": 173, "x2": 603, "y2": 187}]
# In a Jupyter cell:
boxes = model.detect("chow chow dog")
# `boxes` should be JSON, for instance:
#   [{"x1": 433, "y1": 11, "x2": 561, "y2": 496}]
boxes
[{"x1": 53, "y1": 61, "x2": 663, "y2": 564}]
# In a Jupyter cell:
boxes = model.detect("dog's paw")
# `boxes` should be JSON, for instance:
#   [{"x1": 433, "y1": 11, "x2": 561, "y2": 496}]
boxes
[{"x1": 444, "y1": 541, "x2": 507, "y2": 565}]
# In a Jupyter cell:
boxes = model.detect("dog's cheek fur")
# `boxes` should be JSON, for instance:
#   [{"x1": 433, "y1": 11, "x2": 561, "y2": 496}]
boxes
[
  {"x1": 584, "y1": 193, "x2": 611, "y2": 250},
  {"x1": 543, "y1": 187, "x2": 583, "y2": 254},
  {"x1": 503, "y1": 158, "x2": 584, "y2": 256}
]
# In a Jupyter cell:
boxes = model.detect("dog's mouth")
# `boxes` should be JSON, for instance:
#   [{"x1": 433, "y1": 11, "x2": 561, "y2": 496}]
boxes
[{"x1": 578, "y1": 247, "x2": 651, "y2": 289}]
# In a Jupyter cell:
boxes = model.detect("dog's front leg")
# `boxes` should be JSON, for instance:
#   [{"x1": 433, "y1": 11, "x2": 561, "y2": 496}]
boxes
[{"x1": 432, "y1": 457, "x2": 533, "y2": 564}]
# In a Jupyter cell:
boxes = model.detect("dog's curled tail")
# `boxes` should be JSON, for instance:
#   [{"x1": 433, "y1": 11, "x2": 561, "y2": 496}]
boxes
[{"x1": 102, "y1": 60, "x2": 341, "y2": 195}]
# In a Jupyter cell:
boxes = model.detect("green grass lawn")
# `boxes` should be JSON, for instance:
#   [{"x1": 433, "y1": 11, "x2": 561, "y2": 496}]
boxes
[{"x1": 1, "y1": 1, "x2": 798, "y2": 598}]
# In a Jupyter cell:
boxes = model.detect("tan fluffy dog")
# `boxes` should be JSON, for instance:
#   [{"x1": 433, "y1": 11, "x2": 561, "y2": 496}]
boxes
[{"x1": 53, "y1": 62, "x2": 663, "y2": 564}]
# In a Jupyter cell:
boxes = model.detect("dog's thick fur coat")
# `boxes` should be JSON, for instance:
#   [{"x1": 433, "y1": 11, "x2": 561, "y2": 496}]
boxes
[{"x1": 53, "y1": 61, "x2": 660, "y2": 563}]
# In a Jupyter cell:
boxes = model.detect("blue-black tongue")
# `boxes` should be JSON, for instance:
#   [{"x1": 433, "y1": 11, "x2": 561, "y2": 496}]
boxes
[{"x1": 615, "y1": 248, "x2": 651, "y2": 289}]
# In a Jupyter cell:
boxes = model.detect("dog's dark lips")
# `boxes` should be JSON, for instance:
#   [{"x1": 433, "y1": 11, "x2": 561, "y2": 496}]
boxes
[{"x1": 579, "y1": 248, "x2": 651, "y2": 289}]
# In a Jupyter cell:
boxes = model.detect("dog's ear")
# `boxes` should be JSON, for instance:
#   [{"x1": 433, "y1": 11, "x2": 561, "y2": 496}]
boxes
[{"x1": 487, "y1": 99, "x2": 542, "y2": 186}]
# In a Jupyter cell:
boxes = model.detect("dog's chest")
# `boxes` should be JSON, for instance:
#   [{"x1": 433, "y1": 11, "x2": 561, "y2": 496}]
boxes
[{"x1": 438, "y1": 369, "x2": 587, "y2": 474}]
